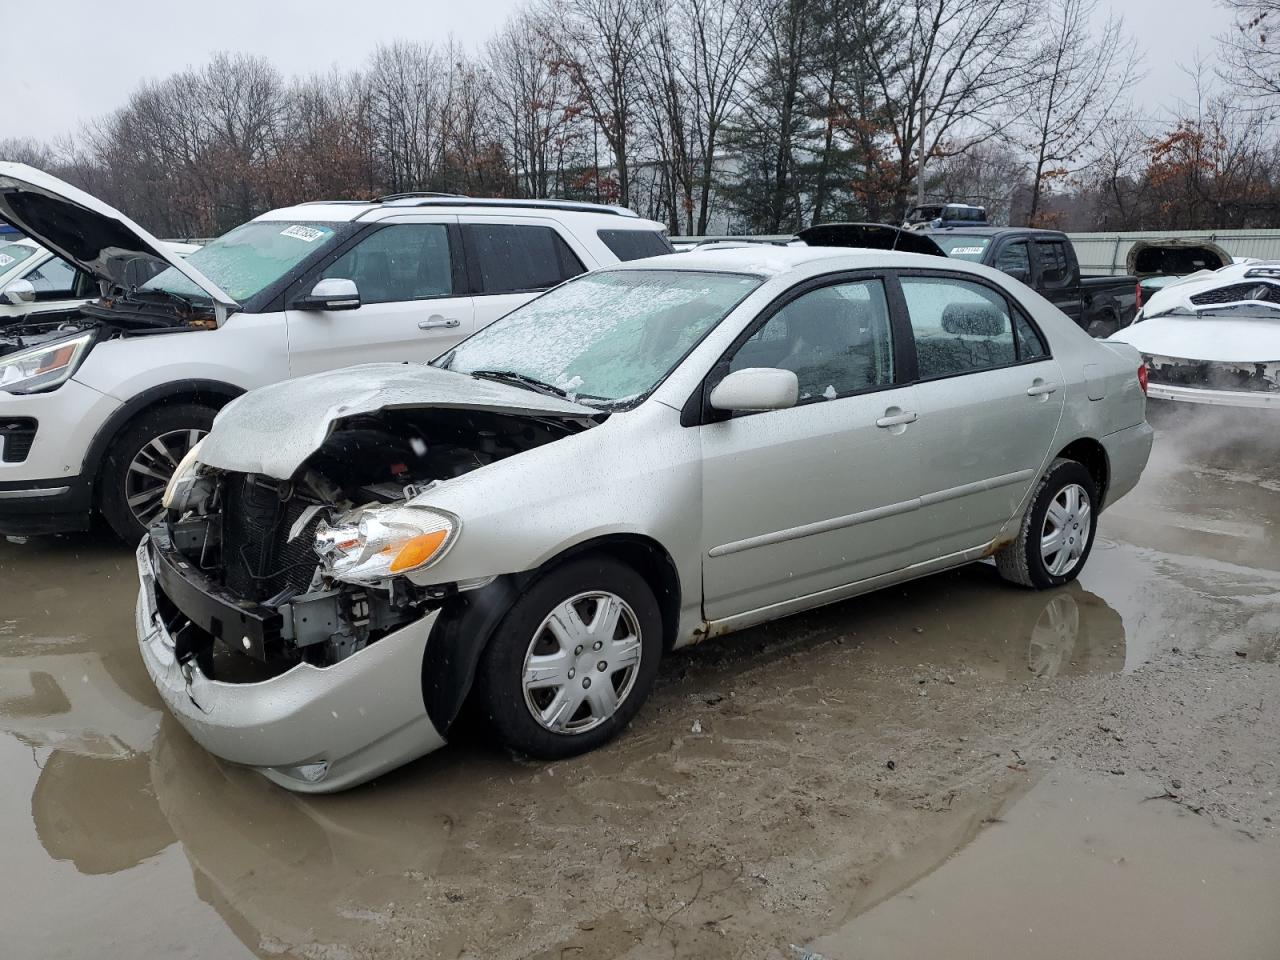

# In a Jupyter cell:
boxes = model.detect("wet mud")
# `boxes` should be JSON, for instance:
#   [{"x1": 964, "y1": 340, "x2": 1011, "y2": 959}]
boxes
[{"x1": 2, "y1": 408, "x2": 1278, "y2": 959}]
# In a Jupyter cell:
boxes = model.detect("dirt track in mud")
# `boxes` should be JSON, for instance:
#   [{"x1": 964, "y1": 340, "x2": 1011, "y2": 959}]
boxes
[{"x1": 2, "y1": 409, "x2": 1278, "y2": 960}]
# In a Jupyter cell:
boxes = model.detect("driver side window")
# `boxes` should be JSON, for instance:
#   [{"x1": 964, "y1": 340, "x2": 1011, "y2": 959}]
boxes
[
  {"x1": 728, "y1": 279, "x2": 894, "y2": 402},
  {"x1": 321, "y1": 224, "x2": 454, "y2": 305}
]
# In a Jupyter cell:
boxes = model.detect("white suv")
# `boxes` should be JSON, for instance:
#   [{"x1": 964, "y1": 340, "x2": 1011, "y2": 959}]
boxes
[{"x1": 0, "y1": 164, "x2": 671, "y2": 541}]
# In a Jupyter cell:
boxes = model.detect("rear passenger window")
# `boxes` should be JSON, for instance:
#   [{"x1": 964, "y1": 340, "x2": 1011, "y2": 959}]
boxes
[
  {"x1": 1034, "y1": 241, "x2": 1069, "y2": 285},
  {"x1": 464, "y1": 224, "x2": 585, "y2": 294},
  {"x1": 729, "y1": 279, "x2": 894, "y2": 402},
  {"x1": 597, "y1": 229, "x2": 674, "y2": 262},
  {"x1": 1014, "y1": 311, "x2": 1048, "y2": 360},
  {"x1": 901, "y1": 277, "x2": 1017, "y2": 378}
]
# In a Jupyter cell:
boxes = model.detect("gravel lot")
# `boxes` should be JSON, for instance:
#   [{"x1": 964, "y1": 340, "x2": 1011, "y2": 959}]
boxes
[{"x1": 1, "y1": 409, "x2": 1277, "y2": 959}]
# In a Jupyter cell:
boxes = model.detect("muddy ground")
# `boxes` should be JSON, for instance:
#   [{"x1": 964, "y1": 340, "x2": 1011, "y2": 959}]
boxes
[{"x1": 2, "y1": 409, "x2": 1278, "y2": 960}]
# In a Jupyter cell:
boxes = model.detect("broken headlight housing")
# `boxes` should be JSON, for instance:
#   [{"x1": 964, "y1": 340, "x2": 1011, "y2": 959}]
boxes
[
  {"x1": 315, "y1": 504, "x2": 459, "y2": 585},
  {"x1": 162, "y1": 440, "x2": 208, "y2": 513}
]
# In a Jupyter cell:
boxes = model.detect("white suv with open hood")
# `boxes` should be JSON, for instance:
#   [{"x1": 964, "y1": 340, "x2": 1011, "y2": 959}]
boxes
[{"x1": 0, "y1": 163, "x2": 670, "y2": 540}]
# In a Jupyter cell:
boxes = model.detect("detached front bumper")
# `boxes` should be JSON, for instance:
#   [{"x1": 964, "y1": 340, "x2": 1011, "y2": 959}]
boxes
[
  {"x1": 135, "y1": 540, "x2": 446, "y2": 793},
  {"x1": 1147, "y1": 381, "x2": 1280, "y2": 409}
]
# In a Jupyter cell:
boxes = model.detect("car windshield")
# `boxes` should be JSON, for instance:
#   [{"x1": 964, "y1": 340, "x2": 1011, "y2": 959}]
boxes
[
  {"x1": 140, "y1": 221, "x2": 343, "y2": 304},
  {"x1": 435, "y1": 269, "x2": 762, "y2": 406},
  {"x1": 932, "y1": 235, "x2": 991, "y2": 261},
  {"x1": 0, "y1": 242, "x2": 36, "y2": 275}
]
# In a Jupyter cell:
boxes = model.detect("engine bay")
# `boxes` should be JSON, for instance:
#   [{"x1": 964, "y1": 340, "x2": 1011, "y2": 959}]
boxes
[{"x1": 154, "y1": 406, "x2": 587, "y2": 678}]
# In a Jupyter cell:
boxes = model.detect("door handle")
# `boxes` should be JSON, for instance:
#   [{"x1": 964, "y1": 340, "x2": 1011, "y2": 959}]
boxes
[
  {"x1": 1026, "y1": 382, "x2": 1058, "y2": 397},
  {"x1": 419, "y1": 316, "x2": 460, "y2": 330},
  {"x1": 875, "y1": 411, "x2": 918, "y2": 428}
]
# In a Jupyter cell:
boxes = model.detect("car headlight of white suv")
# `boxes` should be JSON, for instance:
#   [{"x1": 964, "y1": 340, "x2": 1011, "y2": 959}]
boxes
[
  {"x1": 315, "y1": 504, "x2": 459, "y2": 585},
  {"x1": 0, "y1": 332, "x2": 94, "y2": 394}
]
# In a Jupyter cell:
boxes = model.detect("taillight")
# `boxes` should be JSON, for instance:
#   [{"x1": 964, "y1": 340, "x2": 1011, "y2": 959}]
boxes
[
  {"x1": 1134, "y1": 282, "x2": 1142, "y2": 312},
  {"x1": 1137, "y1": 363, "x2": 1148, "y2": 395}
]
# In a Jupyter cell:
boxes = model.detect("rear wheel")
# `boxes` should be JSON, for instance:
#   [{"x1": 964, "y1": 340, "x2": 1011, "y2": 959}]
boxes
[
  {"x1": 476, "y1": 555, "x2": 663, "y2": 759},
  {"x1": 98, "y1": 404, "x2": 214, "y2": 543},
  {"x1": 995, "y1": 458, "x2": 1098, "y2": 589}
]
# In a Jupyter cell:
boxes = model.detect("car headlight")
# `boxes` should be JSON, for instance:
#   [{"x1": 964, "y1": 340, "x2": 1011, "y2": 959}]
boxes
[
  {"x1": 0, "y1": 332, "x2": 94, "y2": 394},
  {"x1": 162, "y1": 440, "x2": 206, "y2": 512},
  {"x1": 315, "y1": 504, "x2": 459, "y2": 584}
]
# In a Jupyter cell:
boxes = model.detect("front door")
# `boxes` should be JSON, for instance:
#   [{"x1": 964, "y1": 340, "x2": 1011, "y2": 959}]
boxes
[
  {"x1": 286, "y1": 218, "x2": 474, "y2": 377},
  {"x1": 700, "y1": 277, "x2": 925, "y2": 622},
  {"x1": 897, "y1": 272, "x2": 1065, "y2": 560}
]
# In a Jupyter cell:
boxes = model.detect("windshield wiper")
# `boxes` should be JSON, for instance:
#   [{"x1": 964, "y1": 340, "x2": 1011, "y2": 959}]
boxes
[{"x1": 469, "y1": 369, "x2": 571, "y2": 399}]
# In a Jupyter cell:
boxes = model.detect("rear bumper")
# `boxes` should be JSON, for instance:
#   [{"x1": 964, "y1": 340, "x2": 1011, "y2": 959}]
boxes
[
  {"x1": 1147, "y1": 382, "x2": 1280, "y2": 409},
  {"x1": 1100, "y1": 420, "x2": 1154, "y2": 509},
  {"x1": 135, "y1": 540, "x2": 446, "y2": 793}
]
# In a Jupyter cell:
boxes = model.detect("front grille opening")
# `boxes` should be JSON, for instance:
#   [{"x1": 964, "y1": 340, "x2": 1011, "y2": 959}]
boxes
[
  {"x1": 1189, "y1": 282, "x2": 1278, "y2": 306},
  {"x1": 0, "y1": 418, "x2": 36, "y2": 463}
]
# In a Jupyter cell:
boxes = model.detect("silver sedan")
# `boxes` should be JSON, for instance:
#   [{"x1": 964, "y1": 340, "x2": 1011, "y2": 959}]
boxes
[{"x1": 136, "y1": 247, "x2": 1153, "y2": 792}]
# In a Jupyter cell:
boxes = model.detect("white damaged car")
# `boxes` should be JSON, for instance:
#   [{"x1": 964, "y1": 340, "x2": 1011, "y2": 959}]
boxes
[
  {"x1": 1111, "y1": 261, "x2": 1280, "y2": 408},
  {"x1": 137, "y1": 247, "x2": 1152, "y2": 792}
]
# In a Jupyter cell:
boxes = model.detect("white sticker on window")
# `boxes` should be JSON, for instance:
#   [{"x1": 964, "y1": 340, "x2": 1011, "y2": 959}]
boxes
[
  {"x1": 0, "y1": 254, "x2": 13, "y2": 267},
  {"x1": 281, "y1": 225, "x2": 326, "y2": 243},
  {"x1": 951, "y1": 246, "x2": 984, "y2": 255}
]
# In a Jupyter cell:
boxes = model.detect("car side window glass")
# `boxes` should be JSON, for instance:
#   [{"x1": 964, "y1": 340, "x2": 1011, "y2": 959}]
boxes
[
  {"x1": 901, "y1": 276, "x2": 1017, "y2": 378},
  {"x1": 728, "y1": 279, "x2": 894, "y2": 402},
  {"x1": 1013, "y1": 310, "x2": 1048, "y2": 360},
  {"x1": 1035, "y1": 241, "x2": 1069, "y2": 285},
  {"x1": 996, "y1": 241, "x2": 1030, "y2": 279},
  {"x1": 321, "y1": 224, "x2": 453, "y2": 305},
  {"x1": 597, "y1": 229, "x2": 674, "y2": 261},
  {"x1": 25, "y1": 257, "x2": 79, "y2": 298},
  {"x1": 464, "y1": 224, "x2": 586, "y2": 294}
]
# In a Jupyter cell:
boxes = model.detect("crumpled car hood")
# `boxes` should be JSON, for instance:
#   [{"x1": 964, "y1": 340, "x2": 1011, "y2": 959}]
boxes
[
  {"x1": 1109, "y1": 315, "x2": 1280, "y2": 363},
  {"x1": 198, "y1": 362, "x2": 598, "y2": 478}
]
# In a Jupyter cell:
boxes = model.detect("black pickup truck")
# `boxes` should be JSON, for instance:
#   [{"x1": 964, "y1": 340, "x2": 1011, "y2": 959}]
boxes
[{"x1": 925, "y1": 227, "x2": 1138, "y2": 337}]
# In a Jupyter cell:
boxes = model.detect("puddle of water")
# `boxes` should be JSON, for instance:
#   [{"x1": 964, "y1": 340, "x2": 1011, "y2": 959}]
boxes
[
  {"x1": 0, "y1": 415, "x2": 1276, "y2": 958},
  {"x1": 805, "y1": 770, "x2": 1280, "y2": 960}
]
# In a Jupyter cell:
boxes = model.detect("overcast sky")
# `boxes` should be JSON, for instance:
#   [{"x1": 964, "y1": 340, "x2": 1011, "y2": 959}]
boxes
[{"x1": 3, "y1": 0, "x2": 1239, "y2": 143}]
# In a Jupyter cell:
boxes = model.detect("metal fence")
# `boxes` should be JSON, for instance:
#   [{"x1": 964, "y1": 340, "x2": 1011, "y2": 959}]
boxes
[{"x1": 671, "y1": 228, "x2": 1280, "y2": 275}]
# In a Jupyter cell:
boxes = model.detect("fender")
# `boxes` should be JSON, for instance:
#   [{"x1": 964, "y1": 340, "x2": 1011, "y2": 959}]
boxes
[{"x1": 82, "y1": 379, "x2": 245, "y2": 488}]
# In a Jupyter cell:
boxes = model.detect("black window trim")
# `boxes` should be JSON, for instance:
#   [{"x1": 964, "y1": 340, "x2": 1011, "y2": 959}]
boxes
[
  {"x1": 683, "y1": 269, "x2": 912, "y2": 426},
  {"x1": 889, "y1": 267, "x2": 1053, "y2": 386},
  {"x1": 459, "y1": 223, "x2": 586, "y2": 297}
]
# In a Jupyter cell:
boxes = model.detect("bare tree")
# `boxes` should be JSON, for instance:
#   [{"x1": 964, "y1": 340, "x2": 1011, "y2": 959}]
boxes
[
  {"x1": 860, "y1": 0, "x2": 1040, "y2": 217},
  {"x1": 542, "y1": 0, "x2": 656, "y2": 206},
  {"x1": 1020, "y1": 0, "x2": 1139, "y2": 225},
  {"x1": 1218, "y1": 0, "x2": 1280, "y2": 102}
]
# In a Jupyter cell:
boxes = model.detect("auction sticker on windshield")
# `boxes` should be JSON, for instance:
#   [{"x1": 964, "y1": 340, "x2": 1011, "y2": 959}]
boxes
[
  {"x1": 281, "y1": 225, "x2": 327, "y2": 243},
  {"x1": 951, "y1": 246, "x2": 984, "y2": 256}
]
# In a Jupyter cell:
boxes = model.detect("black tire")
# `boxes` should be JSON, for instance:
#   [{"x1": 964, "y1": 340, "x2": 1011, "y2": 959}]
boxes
[
  {"x1": 476, "y1": 555, "x2": 663, "y2": 760},
  {"x1": 1086, "y1": 313, "x2": 1119, "y2": 339},
  {"x1": 995, "y1": 458, "x2": 1099, "y2": 590},
  {"x1": 98, "y1": 403, "x2": 216, "y2": 543}
]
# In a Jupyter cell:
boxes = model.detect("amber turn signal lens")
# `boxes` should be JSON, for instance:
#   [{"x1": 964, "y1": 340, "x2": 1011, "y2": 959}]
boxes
[{"x1": 388, "y1": 529, "x2": 449, "y2": 573}]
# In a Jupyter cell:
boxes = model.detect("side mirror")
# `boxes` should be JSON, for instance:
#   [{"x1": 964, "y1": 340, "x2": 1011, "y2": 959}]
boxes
[
  {"x1": 293, "y1": 277, "x2": 360, "y2": 312},
  {"x1": 709, "y1": 367, "x2": 799, "y2": 413},
  {"x1": 1005, "y1": 267, "x2": 1030, "y2": 284},
  {"x1": 2, "y1": 279, "x2": 36, "y2": 305}
]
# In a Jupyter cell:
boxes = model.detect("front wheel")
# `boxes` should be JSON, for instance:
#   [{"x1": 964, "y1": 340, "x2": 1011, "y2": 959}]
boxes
[
  {"x1": 995, "y1": 458, "x2": 1098, "y2": 589},
  {"x1": 476, "y1": 555, "x2": 663, "y2": 759},
  {"x1": 98, "y1": 404, "x2": 215, "y2": 543}
]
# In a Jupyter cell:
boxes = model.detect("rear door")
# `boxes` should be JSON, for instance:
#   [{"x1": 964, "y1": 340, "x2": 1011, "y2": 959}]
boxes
[
  {"x1": 458, "y1": 218, "x2": 593, "y2": 333},
  {"x1": 895, "y1": 271, "x2": 1065, "y2": 561},
  {"x1": 1031, "y1": 238, "x2": 1083, "y2": 324},
  {"x1": 285, "y1": 217, "x2": 474, "y2": 376}
]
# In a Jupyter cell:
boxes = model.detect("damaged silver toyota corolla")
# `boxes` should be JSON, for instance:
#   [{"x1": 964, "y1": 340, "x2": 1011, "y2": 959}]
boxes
[{"x1": 136, "y1": 247, "x2": 1153, "y2": 792}]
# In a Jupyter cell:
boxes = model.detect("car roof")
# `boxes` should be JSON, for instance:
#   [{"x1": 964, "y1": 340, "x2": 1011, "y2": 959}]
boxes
[
  {"x1": 253, "y1": 197, "x2": 664, "y2": 229},
  {"x1": 609, "y1": 245, "x2": 969, "y2": 277},
  {"x1": 923, "y1": 226, "x2": 1057, "y2": 238}
]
